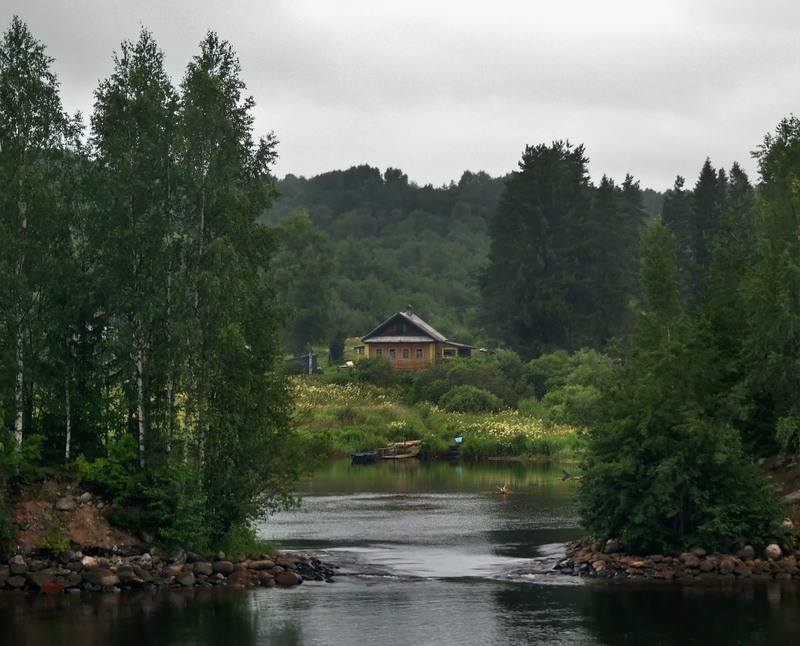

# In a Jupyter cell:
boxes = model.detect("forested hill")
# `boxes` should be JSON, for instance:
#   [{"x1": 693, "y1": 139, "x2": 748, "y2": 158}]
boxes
[
  {"x1": 261, "y1": 163, "x2": 663, "y2": 358},
  {"x1": 260, "y1": 166, "x2": 506, "y2": 353}
]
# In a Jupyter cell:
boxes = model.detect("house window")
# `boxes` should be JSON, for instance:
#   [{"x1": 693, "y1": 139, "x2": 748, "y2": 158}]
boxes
[
  {"x1": 415, "y1": 348, "x2": 423, "y2": 360},
  {"x1": 442, "y1": 348, "x2": 456, "y2": 359},
  {"x1": 355, "y1": 346, "x2": 364, "y2": 355},
  {"x1": 402, "y1": 348, "x2": 410, "y2": 359},
  {"x1": 375, "y1": 348, "x2": 383, "y2": 357},
  {"x1": 389, "y1": 348, "x2": 397, "y2": 360}
]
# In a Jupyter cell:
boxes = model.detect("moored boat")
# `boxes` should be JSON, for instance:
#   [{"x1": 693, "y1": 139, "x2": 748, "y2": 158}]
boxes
[{"x1": 351, "y1": 450, "x2": 378, "y2": 464}]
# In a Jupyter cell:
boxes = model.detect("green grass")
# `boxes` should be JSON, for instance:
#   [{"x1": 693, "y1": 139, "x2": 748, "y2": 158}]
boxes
[{"x1": 290, "y1": 377, "x2": 583, "y2": 460}]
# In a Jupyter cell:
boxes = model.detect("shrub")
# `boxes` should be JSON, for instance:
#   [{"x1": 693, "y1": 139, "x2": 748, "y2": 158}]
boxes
[
  {"x1": 439, "y1": 385, "x2": 502, "y2": 413},
  {"x1": 35, "y1": 535, "x2": 71, "y2": 558},
  {"x1": 75, "y1": 434, "x2": 141, "y2": 503},
  {"x1": 541, "y1": 384, "x2": 602, "y2": 428}
]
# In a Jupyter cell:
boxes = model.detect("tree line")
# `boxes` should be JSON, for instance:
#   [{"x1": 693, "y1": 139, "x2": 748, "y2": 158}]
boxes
[
  {"x1": 4, "y1": 12, "x2": 799, "y2": 557},
  {"x1": 0, "y1": 17, "x2": 299, "y2": 549}
]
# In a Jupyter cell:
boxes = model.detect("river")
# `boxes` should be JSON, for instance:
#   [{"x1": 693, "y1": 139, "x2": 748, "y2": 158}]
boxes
[{"x1": 2, "y1": 459, "x2": 799, "y2": 645}]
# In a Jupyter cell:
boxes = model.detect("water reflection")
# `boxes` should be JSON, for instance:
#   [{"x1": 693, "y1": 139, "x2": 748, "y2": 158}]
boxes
[
  {"x1": 579, "y1": 579, "x2": 800, "y2": 645},
  {"x1": 0, "y1": 588, "x2": 260, "y2": 646},
  {"x1": 5, "y1": 461, "x2": 799, "y2": 645}
]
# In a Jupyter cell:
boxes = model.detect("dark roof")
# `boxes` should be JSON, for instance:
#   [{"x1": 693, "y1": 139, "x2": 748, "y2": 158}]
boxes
[{"x1": 361, "y1": 311, "x2": 472, "y2": 348}]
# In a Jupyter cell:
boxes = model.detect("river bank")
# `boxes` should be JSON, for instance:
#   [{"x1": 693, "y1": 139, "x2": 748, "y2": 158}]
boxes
[
  {"x1": 0, "y1": 548, "x2": 336, "y2": 593},
  {"x1": 549, "y1": 539, "x2": 800, "y2": 582},
  {"x1": 3, "y1": 476, "x2": 337, "y2": 594}
]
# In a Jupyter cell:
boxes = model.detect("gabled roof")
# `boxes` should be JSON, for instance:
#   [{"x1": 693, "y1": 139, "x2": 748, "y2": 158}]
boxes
[{"x1": 361, "y1": 311, "x2": 451, "y2": 344}]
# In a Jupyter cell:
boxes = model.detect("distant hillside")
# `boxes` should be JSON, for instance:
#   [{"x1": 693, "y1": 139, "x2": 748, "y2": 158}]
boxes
[{"x1": 261, "y1": 164, "x2": 663, "y2": 357}]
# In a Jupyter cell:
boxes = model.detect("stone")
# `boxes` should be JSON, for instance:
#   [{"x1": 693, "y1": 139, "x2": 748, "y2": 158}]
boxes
[
  {"x1": 59, "y1": 550, "x2": 77, "y2": 564},
  {"x1": 783, "y1": 490, "x2": 800, "y2": 503},
  {"x1": 28, "y1": 559, "x2": 45, "y2": 572},
  {"x1": 194, "y1": 562, "x2": 214, "y2": 577},
  {"x1": 719, "y1": 557, "x2": 736, "y2": 575},
  {"x1": 168, "y1": 549, "x2": 187, "y2": 565},
  {"x1": 274, "y1": 571, "x2": 302, "y2": 586},
  {"x1": 257, "y1": 571, "x2": 275, "y2": 587},
  {"x1": 82, "y1": 568, "x2": 120, "y2": 588},
  {"x1": 764, "y1": 544, "x2": 783, "y2": 560},
  {"x1": 77, "y1": 492, "x2": 93, "y2": 504},
  {"x1": 699, "y1": 557, "x2": 717, "y2": 573},
  {"x1": 117, "y1": 571, "x2": 147, "y2": 588},
  {"x1": 6, "y1": 575, "x2": 26, "y2": 589},
  {"x1": 25, "y1": 569, "x2": 56, "y2": 590},
  {"x1": 8, "y1": 555, "x2": 27, "y2": 575},
  {"x1": 212, "y1": 560, "x2": 235, "y2": 576},
  {"x1": 736, "y1": 545, "x2": 755, "y2": 561},
  {"x1": 55, "y1": 497, "x2": 77, "y2": 512},
  {"x1": 245, "y1": 559, "x2": 276, "y2": 571},
  {"x1": 176, "y1": 571, "x2": 196, "y2": 587},
  {"x1": 81, "y1": 556, "x2": 98, "y2": 568}
]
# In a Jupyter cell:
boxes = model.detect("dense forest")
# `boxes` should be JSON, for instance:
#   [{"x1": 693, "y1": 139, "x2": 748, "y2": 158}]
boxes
[
  {"x1": 264, "y1": 160, "x2": 662, "y2": 358},
  {"x1": 3, "y1": 14, "x2": 800, "y2": 556}
]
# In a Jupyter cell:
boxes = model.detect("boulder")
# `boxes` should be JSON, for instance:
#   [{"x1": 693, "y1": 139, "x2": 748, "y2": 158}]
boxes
[
  {"x1": 82, "y1": 568, "x2": 120, "y2": 588},
  {"x1": 193, "y1": 562, "x2": 214, "y2": 577},
  {"x1": 6, "y1": 575, "x2": 26, "y2": 589},
  {"x1": 245, "y1": 559, "x2": 275, "y2": 571},
  {"x1": 212, "y1": 560, "x2": 235, "y2": 576},
  {"x1": 735, "y1": 545, "x2": 755, "y2": 561},
  {"x1": 764, "y1": 544, "x2": 783, "y2": 560},
  {"x1": 274, "y1": 571, "x2": 302, "y2": 586},
  {"x1": 176, "y1": 571, "x2": 196, "y2": 587},
  {"x1": 25, "y1": 569, "x2": 57, "y2": 590},
  {"x1": 55, "y1": 497, "x2": 76, "y2": 512},
  {"x1": 783, "y1": 490, "x2": 800, "y2": 504},
  {"x1": 718, "y1": 557, "x2": 736, "y2": 575},
  {"x1": 8, "y1": 555, "x2": 27, "y2": 575}
]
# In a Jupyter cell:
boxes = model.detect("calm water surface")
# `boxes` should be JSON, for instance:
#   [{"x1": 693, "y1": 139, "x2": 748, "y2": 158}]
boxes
[{"x1": 2, "y1": 459, "x2": 799, "y2": 645}]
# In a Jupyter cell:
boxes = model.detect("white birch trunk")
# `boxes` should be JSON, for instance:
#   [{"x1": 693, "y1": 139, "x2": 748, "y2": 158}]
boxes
[
  {"x1": 136, "y1": 346, "x2": 146, "y2": 469},
  {"x1": 14, "y1": 308, "x2": 24, "y2": 456},
  {"x1": 64, "y1": 336, "x2": 71, "y2": 462}
]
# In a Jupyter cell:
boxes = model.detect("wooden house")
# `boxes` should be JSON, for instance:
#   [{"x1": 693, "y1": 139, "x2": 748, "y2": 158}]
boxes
[{"x1": 356, "y1": 311, "x2": 472, "y2": 371}]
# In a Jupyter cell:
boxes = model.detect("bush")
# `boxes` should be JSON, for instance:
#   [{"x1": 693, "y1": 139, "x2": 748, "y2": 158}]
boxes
[
  {"x1": 350, "y1": 357, "x2": 403, "y2": 387},
  {"x1": 541, "y1": 384, "x2": 602, "y2": 428},
  {"x1": 75, "y1": 434, "x2": 141, "y2": 503},
  {"x1": 439, "y1": 385, "x2": 502, "y2": 413}
]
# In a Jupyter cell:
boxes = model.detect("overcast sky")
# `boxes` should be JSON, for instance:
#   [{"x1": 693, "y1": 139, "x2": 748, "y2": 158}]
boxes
[{"x1": 5, "y1": 0, "x2": 800, "y2": 191}]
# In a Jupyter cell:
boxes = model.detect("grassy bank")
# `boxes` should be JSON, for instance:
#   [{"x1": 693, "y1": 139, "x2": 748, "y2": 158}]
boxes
[{"x1": 291, "y1": 378, "x2": 583, "y2": 461}]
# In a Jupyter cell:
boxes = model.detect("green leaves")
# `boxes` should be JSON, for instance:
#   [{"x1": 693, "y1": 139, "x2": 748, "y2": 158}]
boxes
[{"x1": 482, "y1": 142, "x2": 643, "y2": 357}]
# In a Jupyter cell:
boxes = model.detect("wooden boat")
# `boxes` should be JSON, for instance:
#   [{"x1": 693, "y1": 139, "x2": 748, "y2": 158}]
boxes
[
  {"x1": 377, "y1": 439, "x2": 421, "y2": 460},
  {"x1": 379, "y1": 449, "x2": 420, "y2": 460},
  {"x1": 351, "y1": 451, "x2": 378, "y2": 465}
]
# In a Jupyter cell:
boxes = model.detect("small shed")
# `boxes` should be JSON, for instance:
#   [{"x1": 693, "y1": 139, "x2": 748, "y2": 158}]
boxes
[{"x1": 285, "y1": 351, "x2": 322, "y2": 375}]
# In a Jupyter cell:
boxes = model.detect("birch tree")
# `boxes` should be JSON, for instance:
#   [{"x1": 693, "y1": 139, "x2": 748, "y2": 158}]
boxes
[
  {"x1": 90, "y1": 28, "x2": 178, "y2": 469},
  {"x1": 0, "y1": 16, "x2": 70, "y2": 459}
]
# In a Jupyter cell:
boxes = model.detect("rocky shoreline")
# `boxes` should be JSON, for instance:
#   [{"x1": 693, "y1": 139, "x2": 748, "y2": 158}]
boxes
[
  {"x1": 552, "y1": 539, "x2": 800, "y2": 582},
  {"x1": 0, "y1": 548, "x2": 338, "y2": 594}
]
